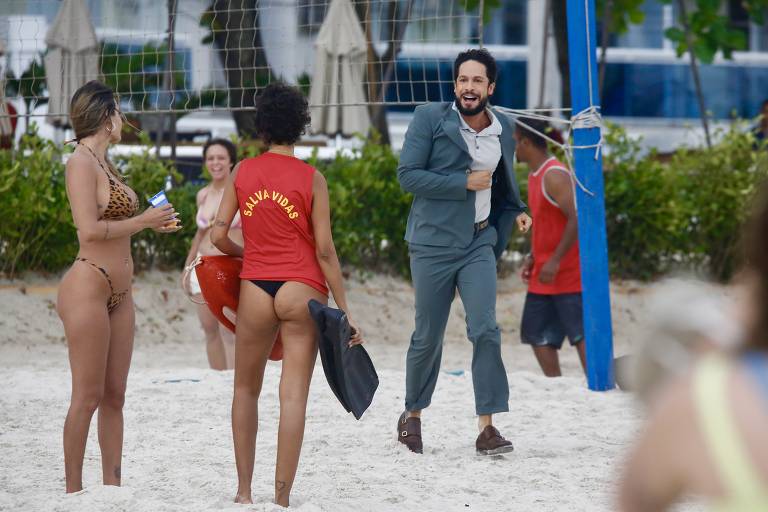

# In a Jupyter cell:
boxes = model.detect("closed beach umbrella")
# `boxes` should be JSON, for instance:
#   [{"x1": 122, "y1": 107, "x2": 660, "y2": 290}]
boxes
[
  {"x1": 0, "y1": 39, "x2": 12, "y2": 138},
  {"x1": 309, "y1": 0, "x2": 371, "y2": 137},
  {"x1": 44, "y1": 0, "x2": 100, "y2": 126}
]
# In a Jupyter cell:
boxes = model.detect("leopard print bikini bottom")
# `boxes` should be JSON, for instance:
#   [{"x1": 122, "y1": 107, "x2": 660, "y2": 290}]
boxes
[{"x1": 75, "y1": 257, "x2": 128, "y2": 313}]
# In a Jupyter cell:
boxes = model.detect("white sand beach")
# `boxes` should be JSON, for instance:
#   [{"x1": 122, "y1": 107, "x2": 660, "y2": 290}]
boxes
[{"x1": 0, "y1": 271, "x2": 701, "y2": 511}]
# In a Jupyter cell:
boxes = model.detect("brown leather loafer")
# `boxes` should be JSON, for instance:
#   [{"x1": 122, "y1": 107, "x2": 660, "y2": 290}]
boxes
[
  {"x1": 397, "y1": 412, "x2": 423, "y2": 454},
  {"x1": 476, "y1": 425, "x2": 514, "y2": 456}
]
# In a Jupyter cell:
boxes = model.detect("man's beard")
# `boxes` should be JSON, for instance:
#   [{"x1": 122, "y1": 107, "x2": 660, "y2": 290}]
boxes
[{"x1": 454, "y1": 95, "x2": 488, "y2": 116}]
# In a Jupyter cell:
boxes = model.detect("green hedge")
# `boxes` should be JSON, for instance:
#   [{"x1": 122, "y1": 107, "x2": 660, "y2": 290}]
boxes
[
  {"x1": 113, "y1": 137, "x2": 197, "y2": 270},
  {"x1": 601, "y1": 125, "x2": 690, "y2": 280},
  {"x1": 0, "y1": 131, "x2": 199, "y2": 275},
  {"x1": 600, "y1": 123, "x2": 768, "y2": 280},
  {"x1": 0, "y1": 132, "x2": 76, "y2": 275},
  {"x1": 1, "y1": 124, "x2": 766, "y2": 281},
  {"x1": 672, "y1": 128, "x2": 768, "y2": 281},
  {"x1": 309, "y1": 135, "x2": 412, "y2": 276}
]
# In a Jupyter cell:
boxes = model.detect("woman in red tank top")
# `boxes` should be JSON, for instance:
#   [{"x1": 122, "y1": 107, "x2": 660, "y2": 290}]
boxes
[{"x1": 211, "y1": 83, "x2": 364, "y2": 507}]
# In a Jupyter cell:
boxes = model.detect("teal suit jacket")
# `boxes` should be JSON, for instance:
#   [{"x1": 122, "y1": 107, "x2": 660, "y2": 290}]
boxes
[{"x1": 397, "y1": 102, "x2": 526, "y2": 259}]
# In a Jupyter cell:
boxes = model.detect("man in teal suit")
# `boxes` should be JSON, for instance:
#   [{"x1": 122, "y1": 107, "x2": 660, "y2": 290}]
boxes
[{"x1": 396, "y1": 49, "x2": 532, "y2": 456}]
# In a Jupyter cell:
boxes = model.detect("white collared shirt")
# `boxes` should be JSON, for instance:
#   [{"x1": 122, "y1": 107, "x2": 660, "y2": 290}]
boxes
[{"x1": 452, "y1": 102, "x2": 503, "y2": 222}]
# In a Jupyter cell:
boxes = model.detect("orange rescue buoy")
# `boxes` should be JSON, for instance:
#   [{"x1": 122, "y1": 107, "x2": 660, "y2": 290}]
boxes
[{"x1": 193, "y1": 255, "x2": 283, "y2": 361}]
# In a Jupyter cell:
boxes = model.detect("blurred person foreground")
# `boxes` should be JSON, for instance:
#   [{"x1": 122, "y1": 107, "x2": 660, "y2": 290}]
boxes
[{"x1": 618, "y1": 180, "x2": 768, "y2": 512}]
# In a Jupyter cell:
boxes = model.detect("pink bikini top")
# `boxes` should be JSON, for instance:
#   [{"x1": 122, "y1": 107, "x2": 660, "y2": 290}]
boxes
[{"x1": 196, "y1": 186, "x2": 242, "y2": 230}]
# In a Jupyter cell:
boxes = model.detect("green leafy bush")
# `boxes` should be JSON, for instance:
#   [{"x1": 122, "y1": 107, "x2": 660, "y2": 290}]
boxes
[
  {"x1": 109, "y1": 134, "x2": 262, "y2": 270},
  {"x1": 505, "y1": 122, "x2": 768, "y2": 282},
  {"x1": 0, "y1": 130, "x2": 76, "y2": 275},
  {"x1": 309, "y1": 135, "x2": 412, "y2": 276},
  {"x1": 602, "y1": 123, "x2": 688, "y2": 279},
  {"x1": 113, "y1": 133, "x2": 197, "y2": 270},
  {"x1": 0, "y1": 130, "x2": 199, "y2": 277},
  {"x1": 589, "y1": 122, "x2": 766, "y2": 281},
  {"x1": 673, "y1": 125, "x2": 768, "y2": 280},
  {"x1": 2, "y1": 123, "x2": 766, "y2": 282}
]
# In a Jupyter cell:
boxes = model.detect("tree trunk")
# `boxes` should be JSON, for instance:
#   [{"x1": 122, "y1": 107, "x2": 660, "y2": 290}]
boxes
[
  {"x1": 356, "y1": 1, "x2": 380, "y2": 115},
  {"x1": 353, "y1": 0, "x2": 414, "y2": 145},
  {"x1": 167, "y1": 0, "x2": 178, "y2": 163},
  {"x1": 538, "y1": 0, "x2": 551, "y2": 107},
  {"x1": 676, "y1": 0, "x2": 712, "y2": 148},
  {"x1": 372, "y1": 0, "x2": 414, "y2": 140},
  {"x1": 157, "y1": 0, "x2": 178, "y2": 159},
  {"x1": 208, "y1": 0, "x2": 271, "y2": 138},
  {"x1": 551, "y1": 0, "x2": 571, "y2": 109},
  {"x1": 355, "y1": 0, "x2": 389, "y2": 144},
  {"x1": 598, "y1": 0, "x2": 612, "y2": 102}
]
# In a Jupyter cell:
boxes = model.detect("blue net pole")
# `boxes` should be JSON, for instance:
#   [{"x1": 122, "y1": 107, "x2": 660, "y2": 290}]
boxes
[{"x1": 566, "y1": 0, "x2": 615, "y2": 391}]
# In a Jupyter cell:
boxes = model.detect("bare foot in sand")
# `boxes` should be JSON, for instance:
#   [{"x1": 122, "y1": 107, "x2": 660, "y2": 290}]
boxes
[
  {"x1": 275, "y1": 480, "x2": 290, "y2": 507},
  {"x1": 234, "y1": 492, "x2": 252, "y2": 504}
]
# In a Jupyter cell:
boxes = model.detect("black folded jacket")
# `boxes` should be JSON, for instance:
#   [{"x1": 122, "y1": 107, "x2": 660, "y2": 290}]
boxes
[{"x1": 308, "y1": 299, "x2": 379, "y2": 420}]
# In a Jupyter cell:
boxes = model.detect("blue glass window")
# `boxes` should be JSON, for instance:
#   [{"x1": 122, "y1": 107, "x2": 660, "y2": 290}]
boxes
[
  {"x1": 385, "y1": 58, "x2": 526, "y2": 110},
  {"x1": 602, "y1": 61, "x2": 768, "y2": 119},
  {"x1": 614, "y1": 0, "x2": 666, "y2": 49}
]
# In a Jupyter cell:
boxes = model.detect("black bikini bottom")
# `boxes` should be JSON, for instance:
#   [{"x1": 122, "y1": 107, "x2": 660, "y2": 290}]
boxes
[{"x1": 250, "y1": 280, "x2": 286, "y2": 298}]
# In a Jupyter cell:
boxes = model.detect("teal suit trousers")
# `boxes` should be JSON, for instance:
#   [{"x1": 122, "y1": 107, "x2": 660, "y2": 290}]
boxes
[{"x1": 405, "y1": 226, "x2": 510, "y2": 416}]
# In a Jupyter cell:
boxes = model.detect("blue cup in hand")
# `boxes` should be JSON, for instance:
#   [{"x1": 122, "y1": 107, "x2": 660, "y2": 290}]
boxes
[
  {"x1": 149, "y1": 190, "x2": 179, "y2": 228},
  {"x1": 149, "y1": 190, "x2": 169, "y2": 207}
]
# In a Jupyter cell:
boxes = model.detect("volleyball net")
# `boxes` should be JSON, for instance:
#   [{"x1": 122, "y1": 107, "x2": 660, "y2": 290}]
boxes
[{"x1": 0, "y1": 0, "x2": 497, "y2": 120}]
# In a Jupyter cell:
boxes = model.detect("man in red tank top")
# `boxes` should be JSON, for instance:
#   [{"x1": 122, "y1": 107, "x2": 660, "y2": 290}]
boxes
[{"x1": 514, "y1": 117, "x2": 587, "y2": 377}]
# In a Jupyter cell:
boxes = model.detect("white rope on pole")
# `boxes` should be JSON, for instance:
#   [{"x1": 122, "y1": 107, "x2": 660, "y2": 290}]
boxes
[
  {"x1": 574, "y1": 0, "x2": 603, "y2": 161},
  {"x1": 571, "y1": 105, "x2": 604, "y2": 160},
  {"x1": 498, "y1": 108, "x2": 572, "y2": 123},
  {"x1": 496, "y1": 1, "x2": 606, "y2": 198},
  {"x1": 496, "y1": 105, "x2": 602, "y2": 198},
  {"x1": 562, "y1": 106, "x2": 602, "y2": 196}
]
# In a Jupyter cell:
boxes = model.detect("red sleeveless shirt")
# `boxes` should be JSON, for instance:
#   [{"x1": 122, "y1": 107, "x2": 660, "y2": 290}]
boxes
[
  {"x1": 528, "y1": 157, "x2": 581, "y2": 294},
  {"x1": 234, "y1": 152, "x2": 328, "y2": 296}
]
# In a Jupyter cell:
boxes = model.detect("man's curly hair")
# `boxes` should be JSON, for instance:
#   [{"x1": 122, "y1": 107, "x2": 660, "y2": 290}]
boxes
[{"x1": 254, "y1": 83, "x2": 310, "y2": 146}]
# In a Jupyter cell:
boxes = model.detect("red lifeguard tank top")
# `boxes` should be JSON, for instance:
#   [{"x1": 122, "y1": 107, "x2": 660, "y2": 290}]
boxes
[
  {"x1": 528, "y1": 157, "x2": 581, "y2": 295},
  {"x1": 235, "y1": 152, "x2": 328, "y2": 295}
]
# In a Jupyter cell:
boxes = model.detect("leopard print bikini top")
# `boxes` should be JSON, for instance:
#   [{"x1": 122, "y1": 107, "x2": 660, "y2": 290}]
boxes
[
  {"x1": 79, "y1": 143, "x2": 139, "y2": 220},
  {"x1": 101, "y1": 170, "x2": 139, "y2": 220}
]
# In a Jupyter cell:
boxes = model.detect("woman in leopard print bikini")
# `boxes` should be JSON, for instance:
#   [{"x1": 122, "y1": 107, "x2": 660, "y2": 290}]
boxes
[{"x1": 56, "y1": 81, "x2": 179, "y2": 493}]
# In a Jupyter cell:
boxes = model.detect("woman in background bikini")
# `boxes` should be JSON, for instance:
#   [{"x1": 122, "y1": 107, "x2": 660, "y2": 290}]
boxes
[
  {"x1": 183, "y1": 138, "x2": 242, "y2": 370},
  {"x1": 212, "y1": 83, "x2": 363, "y2": 507},
  {"x1": 56, "y1": 80, "x2": 179, "y2": 493}
]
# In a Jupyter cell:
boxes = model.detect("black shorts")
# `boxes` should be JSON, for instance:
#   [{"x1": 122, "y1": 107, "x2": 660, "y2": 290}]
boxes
[{"x1": 521, "y1": 292, "x2": 584, "y2": 349}]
